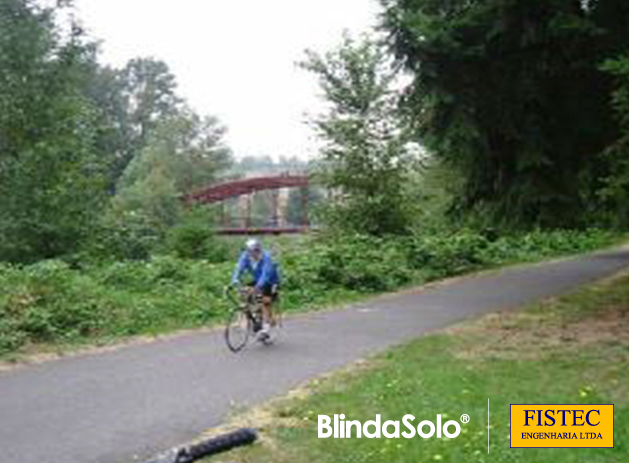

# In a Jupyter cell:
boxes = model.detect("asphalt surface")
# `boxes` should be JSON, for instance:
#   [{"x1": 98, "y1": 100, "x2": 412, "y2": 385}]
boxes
[{"x1": 1, "y1": 248, "x2": 629, "y2": 463}]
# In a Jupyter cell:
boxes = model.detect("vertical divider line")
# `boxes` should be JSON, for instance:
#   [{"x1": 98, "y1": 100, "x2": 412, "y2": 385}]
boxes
[{"x1": 488, "y1": 398, "x2": 490, "y2": 453}]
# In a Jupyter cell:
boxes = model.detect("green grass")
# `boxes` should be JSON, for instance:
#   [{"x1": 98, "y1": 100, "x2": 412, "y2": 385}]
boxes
[
  {"x1": 208, "y1": 272, "x2": 629, "y2": 463},
  {"x1": 0, "y1": 228, "x2": 623, "y2": 359}
]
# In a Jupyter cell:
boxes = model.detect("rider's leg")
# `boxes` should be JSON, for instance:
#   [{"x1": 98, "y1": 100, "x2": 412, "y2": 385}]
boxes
[
  {"x1": 258, "y1": 284, "x2": 277, "y2": 338},
  {"x1": 256, "y1": 296, "x2": 272, "y2": 339},
  {"x1": 262, "y1": 295, "x2": 273, "y2": 326}
]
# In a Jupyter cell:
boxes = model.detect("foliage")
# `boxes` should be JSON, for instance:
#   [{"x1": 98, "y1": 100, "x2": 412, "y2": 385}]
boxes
[
  {"x1": 112, "y1": 165, "x2": 182, "y2": 241},
  {"x1": 110, "y1": 110, "x2": 231, "y2": 235},
  {"x1": 82, "y1": 53, "x2": 234, "y2": 197},
  {"x1": 0, "y1": 229, "x2": 620, "y2": 355},
  {"x1": 83, "y1": 57, "x2": 184, "y2": 187},
  {"x1": 300, "y1": 33, "x2": 417, "y2": 235},
  {"x1": 0, "y1": 1, "x2": 232, "y2": 265},
  {"x1": 164, "y1": 208, "x2": 229, "y2": 262},
  {"x1": 87, "y1": 211, "x2": 160, "y2": 261},
  {"x1": 284, "y1": 234, "x2": 414, "y2": 295},
  {"x1": 381, "y1": 0, "x2": 629, "y2": 228},
  {"x1": 0, "y1": 257, "x2": 231, "y2": 350},
  {"x1": 408, "y1": 228, "x2": 617, "y2": 279},
  {"x1": 118, "y1": 58, "x2": 182, "y2": 149},
  {"x1": 117, "y1": 109, "x2": 231, "y2": 195},
  {"x1": 0, "y1": 0, "x2": 108, "y2": 263},
  {"x1": 287, "y1": 187, "x2": 324, "y2": 226},
  {"x1": 404, "y1": 155, "x2": 463, "y2": 232},
  {"x1": 598, "y1": 54, "x2": 629, "y2": 226}
]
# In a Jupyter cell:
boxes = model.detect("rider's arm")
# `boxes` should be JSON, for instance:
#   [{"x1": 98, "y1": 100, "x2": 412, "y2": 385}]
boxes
[{"x1": 231, "y1": 252, "x2": 249, "y2": 286}]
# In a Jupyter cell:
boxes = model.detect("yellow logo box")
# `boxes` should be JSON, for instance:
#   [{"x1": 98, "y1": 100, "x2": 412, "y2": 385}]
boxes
[{"x1": 510, "y1": 404, "x2": 614, "y2": 448}]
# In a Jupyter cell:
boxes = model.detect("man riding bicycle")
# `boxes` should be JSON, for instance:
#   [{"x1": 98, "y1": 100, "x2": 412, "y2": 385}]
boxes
[{"x1": 231, "y1": 238, "x2": 281, "y2": 341}]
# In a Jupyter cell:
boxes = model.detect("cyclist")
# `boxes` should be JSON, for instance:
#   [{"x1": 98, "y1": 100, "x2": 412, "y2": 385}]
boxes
[{"x1": 231, "y1": 238, "x2": 281, "y2": 340}]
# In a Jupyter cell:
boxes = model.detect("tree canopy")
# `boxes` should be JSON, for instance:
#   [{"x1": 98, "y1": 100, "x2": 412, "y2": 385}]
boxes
[
  {"x1": 0, "y1": 0, "x2": 232, "y2": 263},
  {"x1": 381, "y1": 0, "x2": 629, "y2": 227},
  {"x1": 0, "y1": 0, "x2": 107, "y2": 262},
  {"x1": 300, "y1": 33, "x2": 417, "y2": 235}
]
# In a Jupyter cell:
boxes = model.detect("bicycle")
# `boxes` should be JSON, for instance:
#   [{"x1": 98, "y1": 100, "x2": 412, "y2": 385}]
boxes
[{"x1": 223, "y1": 285, "x2": 280, "y2": 352}]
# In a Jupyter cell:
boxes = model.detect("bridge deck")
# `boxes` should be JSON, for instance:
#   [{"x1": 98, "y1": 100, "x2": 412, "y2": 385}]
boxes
[{"x1": 216, "y1": 226, "x2": 315, "y2": 235}]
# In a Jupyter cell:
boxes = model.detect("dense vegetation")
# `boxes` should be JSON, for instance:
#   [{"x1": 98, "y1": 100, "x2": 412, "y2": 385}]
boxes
[
  {"x1": 0, "y1": 229, "x2": 619, "y2": 355},
  {"x1": 0, "y1": 0, "x2": 232, "y2": 264},
  {"x1": 381, "y1": 0, "x2": 629, "y2": 228}
]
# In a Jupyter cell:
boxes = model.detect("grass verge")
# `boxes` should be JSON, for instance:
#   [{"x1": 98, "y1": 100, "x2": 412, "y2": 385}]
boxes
[{"x1": 204, "y1": 270, "x2": 629, "y2": 463}]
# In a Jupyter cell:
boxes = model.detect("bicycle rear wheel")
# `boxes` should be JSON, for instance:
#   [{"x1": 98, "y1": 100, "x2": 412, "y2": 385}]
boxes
[{"x1": 225, "y1": 309, "x2": 251, "y2": 353}]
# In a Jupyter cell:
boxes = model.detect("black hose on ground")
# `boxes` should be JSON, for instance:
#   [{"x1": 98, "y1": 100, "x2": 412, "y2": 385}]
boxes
[{"x1": 143, "y1": 428, "x2": 258, "y2": 463}]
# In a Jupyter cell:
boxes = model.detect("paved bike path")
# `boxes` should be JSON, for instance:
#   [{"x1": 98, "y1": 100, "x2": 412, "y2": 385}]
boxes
[{"x1": 1, "y1": 249, "x2": 629, "y2": 463}]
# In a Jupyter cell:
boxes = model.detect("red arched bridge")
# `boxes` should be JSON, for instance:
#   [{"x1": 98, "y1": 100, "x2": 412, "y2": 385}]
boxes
[{"x1": 185, "y1": 174, "x2": 312, "y2": 235}]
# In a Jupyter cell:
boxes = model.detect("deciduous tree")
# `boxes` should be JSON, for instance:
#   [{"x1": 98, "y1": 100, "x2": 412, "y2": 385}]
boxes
[
  {"x1": 300, "y1": 33, "x2": 416, "y2": 235},
  {"x1": 0, "y1": 0, "x2": 107, "y2": 262}
]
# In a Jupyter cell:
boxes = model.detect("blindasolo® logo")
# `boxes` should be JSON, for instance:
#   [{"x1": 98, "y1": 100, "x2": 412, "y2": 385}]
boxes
[
  {"x1": 510, "y1": 404, "x2": 614, "y2": 448},
  {"x1": 318, "y1": 414, "x2": 467, "y2": 439}
]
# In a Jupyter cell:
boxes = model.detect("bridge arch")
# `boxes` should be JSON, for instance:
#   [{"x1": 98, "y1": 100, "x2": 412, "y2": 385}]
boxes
[{"x1": 185, "y1": 174, "x2": 312, "y2": 235}]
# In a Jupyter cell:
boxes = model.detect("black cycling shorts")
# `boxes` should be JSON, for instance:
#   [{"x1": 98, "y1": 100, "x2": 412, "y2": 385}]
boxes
[{"x1": 261, "y1": 283, "x2": 279, "y2": 301}]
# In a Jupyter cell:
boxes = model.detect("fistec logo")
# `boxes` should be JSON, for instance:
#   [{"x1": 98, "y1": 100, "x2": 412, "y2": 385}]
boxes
[{"x1": 510, "y1": 404, "x2": 614, "y2": 448}]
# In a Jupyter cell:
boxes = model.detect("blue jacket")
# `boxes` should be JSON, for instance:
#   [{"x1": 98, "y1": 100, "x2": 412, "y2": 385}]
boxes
[{"x1": 231, "y1": 250, "x2": 281, "y2": 288}]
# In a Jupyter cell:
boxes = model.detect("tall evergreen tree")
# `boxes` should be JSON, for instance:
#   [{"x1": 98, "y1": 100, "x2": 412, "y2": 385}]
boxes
[
  {"x1": 599, "y1": 53, "x2": 629, "y2": 225},
  {"x1": 382, "y1": 0, "x2": 629, "y2": 227}
]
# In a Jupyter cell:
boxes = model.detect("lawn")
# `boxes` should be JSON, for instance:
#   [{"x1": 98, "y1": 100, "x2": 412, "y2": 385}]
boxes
[{"x1": 205, "y1": 270, "x2": 629, "y2": 463}]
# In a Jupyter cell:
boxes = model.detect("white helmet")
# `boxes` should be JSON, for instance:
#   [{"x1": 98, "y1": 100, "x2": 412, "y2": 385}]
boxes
[{"x1": 245, "y1": 238, "x2": 262, "y2": 252}]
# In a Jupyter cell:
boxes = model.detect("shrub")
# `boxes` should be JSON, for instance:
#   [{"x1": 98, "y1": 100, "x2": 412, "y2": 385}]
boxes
[
  {"x1": 88, "y1": 212, "x2": 160, "y2": 261},
  {"x1": 165, "y1": 220, "x2": 228, "y2": 262},
  {"x1": 408, "y1": 230, "x2": 491, "y2": 277},
  {"x1": 0, "y1": 229, "x2": 620, "y2": 355}
]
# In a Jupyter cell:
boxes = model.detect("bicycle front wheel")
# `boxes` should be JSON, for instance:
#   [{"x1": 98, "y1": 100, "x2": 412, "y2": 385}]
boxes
[{"x1": 225, "y1": 309, "x2": 251, "y2": 353}]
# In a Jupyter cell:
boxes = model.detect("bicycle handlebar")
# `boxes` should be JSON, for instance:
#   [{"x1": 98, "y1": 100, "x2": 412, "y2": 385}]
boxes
[{"x1": 224, "y1": 285, "x2": 262, "y2": 305}]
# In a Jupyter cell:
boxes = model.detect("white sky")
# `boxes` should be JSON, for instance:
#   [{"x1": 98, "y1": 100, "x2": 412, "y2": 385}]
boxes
[{"x1": 73, "y1": 0, "x2": 381, "y2": 160}]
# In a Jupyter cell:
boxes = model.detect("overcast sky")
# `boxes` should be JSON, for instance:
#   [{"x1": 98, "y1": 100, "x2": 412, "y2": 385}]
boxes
[{"x1": 73, "y1": 0, "x2": 381, "y2": 160}]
